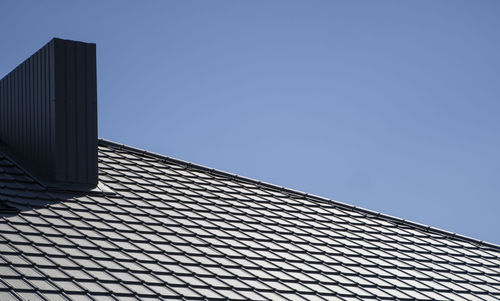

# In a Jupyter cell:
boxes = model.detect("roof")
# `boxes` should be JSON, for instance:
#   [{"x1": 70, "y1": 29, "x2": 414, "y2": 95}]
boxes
[{"x1": 0, "y1": 139, "x2": 499, "y2": 301}]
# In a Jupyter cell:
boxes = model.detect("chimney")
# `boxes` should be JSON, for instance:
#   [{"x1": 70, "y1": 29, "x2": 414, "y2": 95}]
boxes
[{"x1": 0, "y1": 38, "x2": 98, "y2": 190}]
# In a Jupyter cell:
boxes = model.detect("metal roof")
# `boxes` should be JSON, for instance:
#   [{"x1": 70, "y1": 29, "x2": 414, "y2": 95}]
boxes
[{"x1": 0, "y1": 139, "x2": 499, "y2": 300}]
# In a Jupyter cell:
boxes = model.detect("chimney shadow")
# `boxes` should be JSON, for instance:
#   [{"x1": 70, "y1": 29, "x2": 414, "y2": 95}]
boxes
[
  {"x1": 0, "y1": 149, "x2": 105, "y2": 217},
  {"x1": 0, "y1": 182, "x2": 114, "y2": 217}
]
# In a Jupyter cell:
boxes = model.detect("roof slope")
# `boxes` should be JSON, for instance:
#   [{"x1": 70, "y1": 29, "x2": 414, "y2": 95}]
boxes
[{"x1": 0, "y1": 139, "x2": 499, "y2": 301}]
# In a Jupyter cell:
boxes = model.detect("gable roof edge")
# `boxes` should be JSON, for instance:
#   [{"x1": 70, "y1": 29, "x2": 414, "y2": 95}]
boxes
[{"x1": 98, "y1": 138, "x2": 500, "y2": 252}]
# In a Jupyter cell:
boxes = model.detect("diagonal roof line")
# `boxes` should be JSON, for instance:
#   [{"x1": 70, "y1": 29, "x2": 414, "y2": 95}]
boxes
[{"x1": 98, "y1": 138, "x2": 500, "y2": 251}]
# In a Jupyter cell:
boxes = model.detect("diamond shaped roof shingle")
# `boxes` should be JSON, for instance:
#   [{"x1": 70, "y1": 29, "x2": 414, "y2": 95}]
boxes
[{"x1": 0, "y1": 139, "x2": 499, "y2": 301}]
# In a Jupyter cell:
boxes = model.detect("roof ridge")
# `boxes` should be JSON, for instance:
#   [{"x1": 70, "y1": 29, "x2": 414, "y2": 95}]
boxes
[{"x1": 98, "y1": 138, "x2": 500, "y2": 252}]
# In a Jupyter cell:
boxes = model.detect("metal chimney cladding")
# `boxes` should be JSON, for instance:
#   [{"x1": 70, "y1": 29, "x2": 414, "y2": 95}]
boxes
[{"x1": 0, "y1": 38, "x2": 97, "y2": 190}]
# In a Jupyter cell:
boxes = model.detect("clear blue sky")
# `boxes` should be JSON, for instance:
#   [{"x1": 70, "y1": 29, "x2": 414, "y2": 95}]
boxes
[{"x1": 1, "y1": 1, "x2": 499, "y2": 244}]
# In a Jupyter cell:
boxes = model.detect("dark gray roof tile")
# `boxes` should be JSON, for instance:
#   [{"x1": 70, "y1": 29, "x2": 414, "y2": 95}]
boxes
[{"x1": 0, "y1": 139, "x2": 499, "y2": 299}]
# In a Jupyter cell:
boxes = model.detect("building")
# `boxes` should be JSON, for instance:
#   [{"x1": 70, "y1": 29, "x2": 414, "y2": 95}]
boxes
[{"x1": 0, "y1": 38, "x2": 499, "y2": 301}]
